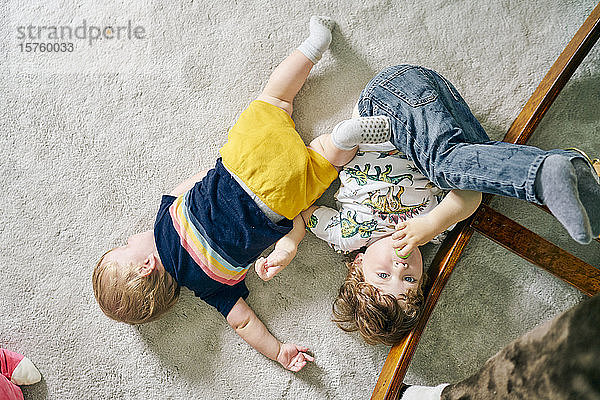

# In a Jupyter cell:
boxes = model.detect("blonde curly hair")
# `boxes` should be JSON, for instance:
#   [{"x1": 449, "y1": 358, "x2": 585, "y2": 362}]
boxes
[
  {"x1": 92, "y1": 248, "x2": 180, "y2": 324},
  {"x1": 332, "y1": 253, "x2": 425, "y2": 346}
]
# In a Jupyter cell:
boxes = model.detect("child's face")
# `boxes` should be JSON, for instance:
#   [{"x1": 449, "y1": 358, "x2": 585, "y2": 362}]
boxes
[{"x1": 359, "y1": 236, "x2": 423, "y2": 300}]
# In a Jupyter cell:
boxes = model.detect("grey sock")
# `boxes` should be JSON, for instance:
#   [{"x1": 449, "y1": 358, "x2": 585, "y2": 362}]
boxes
[
  {"x1": 330, "y1": 116, "x2": 391, "y2": 150},
  {"x1": 297, "y1": 16, "x2": 334, "y2": 64},
  {"x1": 572, "y1": 158, "x2": 600, "y2": 238},
  {"x1": 534, "y1": 155, "x2": 592, "y2": 244}
]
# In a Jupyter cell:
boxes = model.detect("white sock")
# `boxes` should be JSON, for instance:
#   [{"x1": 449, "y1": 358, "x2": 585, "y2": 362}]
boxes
[
  {"x1": 400, "y1": 384, "x2": 449, "y2": 400},
  {"x1": 11, "y1": 356, "x2": 41, "y2": 386},
  {"x1": 330, "y1": 116, "x2": 391, "y2": 150},
  {"x1": 297, "y1": 16, "x2": 335, "y2": 64}
]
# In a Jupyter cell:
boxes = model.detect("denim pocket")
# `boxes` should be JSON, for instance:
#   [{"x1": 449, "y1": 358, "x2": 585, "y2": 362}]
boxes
[{"x1": 380, "y1": 66, "x2": 438, "y2": 107}]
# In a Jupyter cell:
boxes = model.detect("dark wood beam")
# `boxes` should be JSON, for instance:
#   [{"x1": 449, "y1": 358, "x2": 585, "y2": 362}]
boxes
[{"x1": 471, "y1": 204, "x2": 600, "y2": 296}]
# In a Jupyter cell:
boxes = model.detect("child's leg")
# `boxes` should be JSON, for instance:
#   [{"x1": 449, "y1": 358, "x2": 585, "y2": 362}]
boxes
[
  {"x1": 308, "y1": 134, "x2": 357, "y2": 167},
  {"x1": 256, "y1": 50, "x2": 314, "y2": 116},
  {"x1": 256, "y1": 16, "x2": 334, "y2": 117},
  {"x1": 357, "y1": 65, "x2": 599, "y2": 244},
  {"x1": 310, "y1": 115, "x2": 394, "y2": 166},
  {"x1": 256, "y1": 15, "x2": 389, "y2": 168}
]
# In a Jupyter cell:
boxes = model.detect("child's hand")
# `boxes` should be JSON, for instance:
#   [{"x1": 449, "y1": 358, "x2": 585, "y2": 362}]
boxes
[
  {"x1": 254, "y1": 248, "x2": 296, "y2": 281},
  {"x1": 391, "y1": 215, "x2": 439, "y2": 257},
  {"x1": 276, "y1": 343, "x2": 314, "y2": 372}
]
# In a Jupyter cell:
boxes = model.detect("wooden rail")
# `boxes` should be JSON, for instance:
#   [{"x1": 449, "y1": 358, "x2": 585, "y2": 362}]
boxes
[
  {"x1": 371, "y1": 3, "x2": 600, "y2": 399},
  {"x1": 471, "y1": 204, "x2": 600, "y2": 296}
]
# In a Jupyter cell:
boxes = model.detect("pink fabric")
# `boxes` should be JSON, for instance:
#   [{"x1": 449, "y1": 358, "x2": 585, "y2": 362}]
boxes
[
  {"x1": 0, "y1": 374, "x2": 23, "y2": 400},
  {"x1": 0, "y1": 349, "x2": 25, "y2": 400},
  {"x1": 0, "y1": 349, "x2": 25, "y2": 381}
]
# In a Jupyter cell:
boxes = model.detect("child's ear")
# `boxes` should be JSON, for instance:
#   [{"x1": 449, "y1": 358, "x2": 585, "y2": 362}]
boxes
[
  {"x1": 138, "y1": 255, "x2": 157, "y2": 277},
  {"x1": 345, "y1": 252, "x2": 363, "y2": 270}
]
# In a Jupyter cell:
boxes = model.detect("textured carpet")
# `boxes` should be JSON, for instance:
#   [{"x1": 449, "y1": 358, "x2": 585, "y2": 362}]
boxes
[{"x1": 2, "y1": 0, "x2": 599, "y2": 399}]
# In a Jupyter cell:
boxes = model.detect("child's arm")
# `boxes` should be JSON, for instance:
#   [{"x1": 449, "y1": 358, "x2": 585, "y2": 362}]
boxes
[
  {"x1": 169, "y1": 169, "x2": 209, "y2": 196},
  {"x1": 226, "y1": 298, "x2": 314, "y2": 372},
  {"x1": 392, "y1": 189, "x2": 482, "y2": 257},
  {"x1": 255, "y1": 214, "x2": 306, "y2": 281},
  {"x1": 302, "y1": 205, "x2": 370, "y2": 253}
]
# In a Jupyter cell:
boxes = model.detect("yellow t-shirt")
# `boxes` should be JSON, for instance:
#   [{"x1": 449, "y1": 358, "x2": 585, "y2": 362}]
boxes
[{"x1": 220, "y1": 100, "x2": 338, "y2": 220}]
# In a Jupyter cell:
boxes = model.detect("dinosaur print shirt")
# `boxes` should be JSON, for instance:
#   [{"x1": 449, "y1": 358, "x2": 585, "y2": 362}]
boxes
[{"x1": 307, "y1": 143, "x2": 447, "y2": 253}]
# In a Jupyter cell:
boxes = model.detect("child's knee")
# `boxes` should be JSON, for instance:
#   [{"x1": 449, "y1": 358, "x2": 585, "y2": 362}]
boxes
[
  {"x1": 308, "y1": 134, "x2": 353, "y2": 168},
  {"x1": 308, "y1": 135, "x2": 326, "y2": 155},
  {"x1": 255, "y1": 94, "x2": 293, "y2": 117}
]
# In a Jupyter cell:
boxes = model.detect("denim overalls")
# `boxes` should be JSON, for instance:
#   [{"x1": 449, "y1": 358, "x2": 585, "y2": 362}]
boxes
[{"x1": 357, "y1": 65, "x2": 579, "y2": 204}]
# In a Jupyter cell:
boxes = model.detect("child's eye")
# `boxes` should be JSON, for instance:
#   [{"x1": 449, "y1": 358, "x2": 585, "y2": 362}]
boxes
[
  {"x1": 404, "y1": 276, "x2": 416, "y2": 283},
  {"x1": 377, "y1": 272, "x2": 389, "y2": 279}
]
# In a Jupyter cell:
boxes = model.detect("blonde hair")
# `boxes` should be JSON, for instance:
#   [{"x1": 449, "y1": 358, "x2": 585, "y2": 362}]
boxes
[
  {"x1": 92, "y1": 248, "x2": 180, "y2": 324},
  {"x1": 332, "y1": 254, "x2": 425, "y2": 346}
]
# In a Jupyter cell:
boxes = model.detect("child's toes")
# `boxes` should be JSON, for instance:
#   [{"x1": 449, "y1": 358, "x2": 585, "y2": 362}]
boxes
[{"x1": 311, "y1": 16, "x2": 336, "y2": 32}]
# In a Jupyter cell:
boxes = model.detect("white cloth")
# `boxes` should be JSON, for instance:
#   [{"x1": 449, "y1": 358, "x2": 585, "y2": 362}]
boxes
[
  {"x1": 308, "y1": 143, "x2": 449, "y2": 253},
  {"x1": 11, "y1": 356, "x2": 41, "y2": 385},
  {"x1": 401, "y1": 384, "x2": 450, "y2": 400}
]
